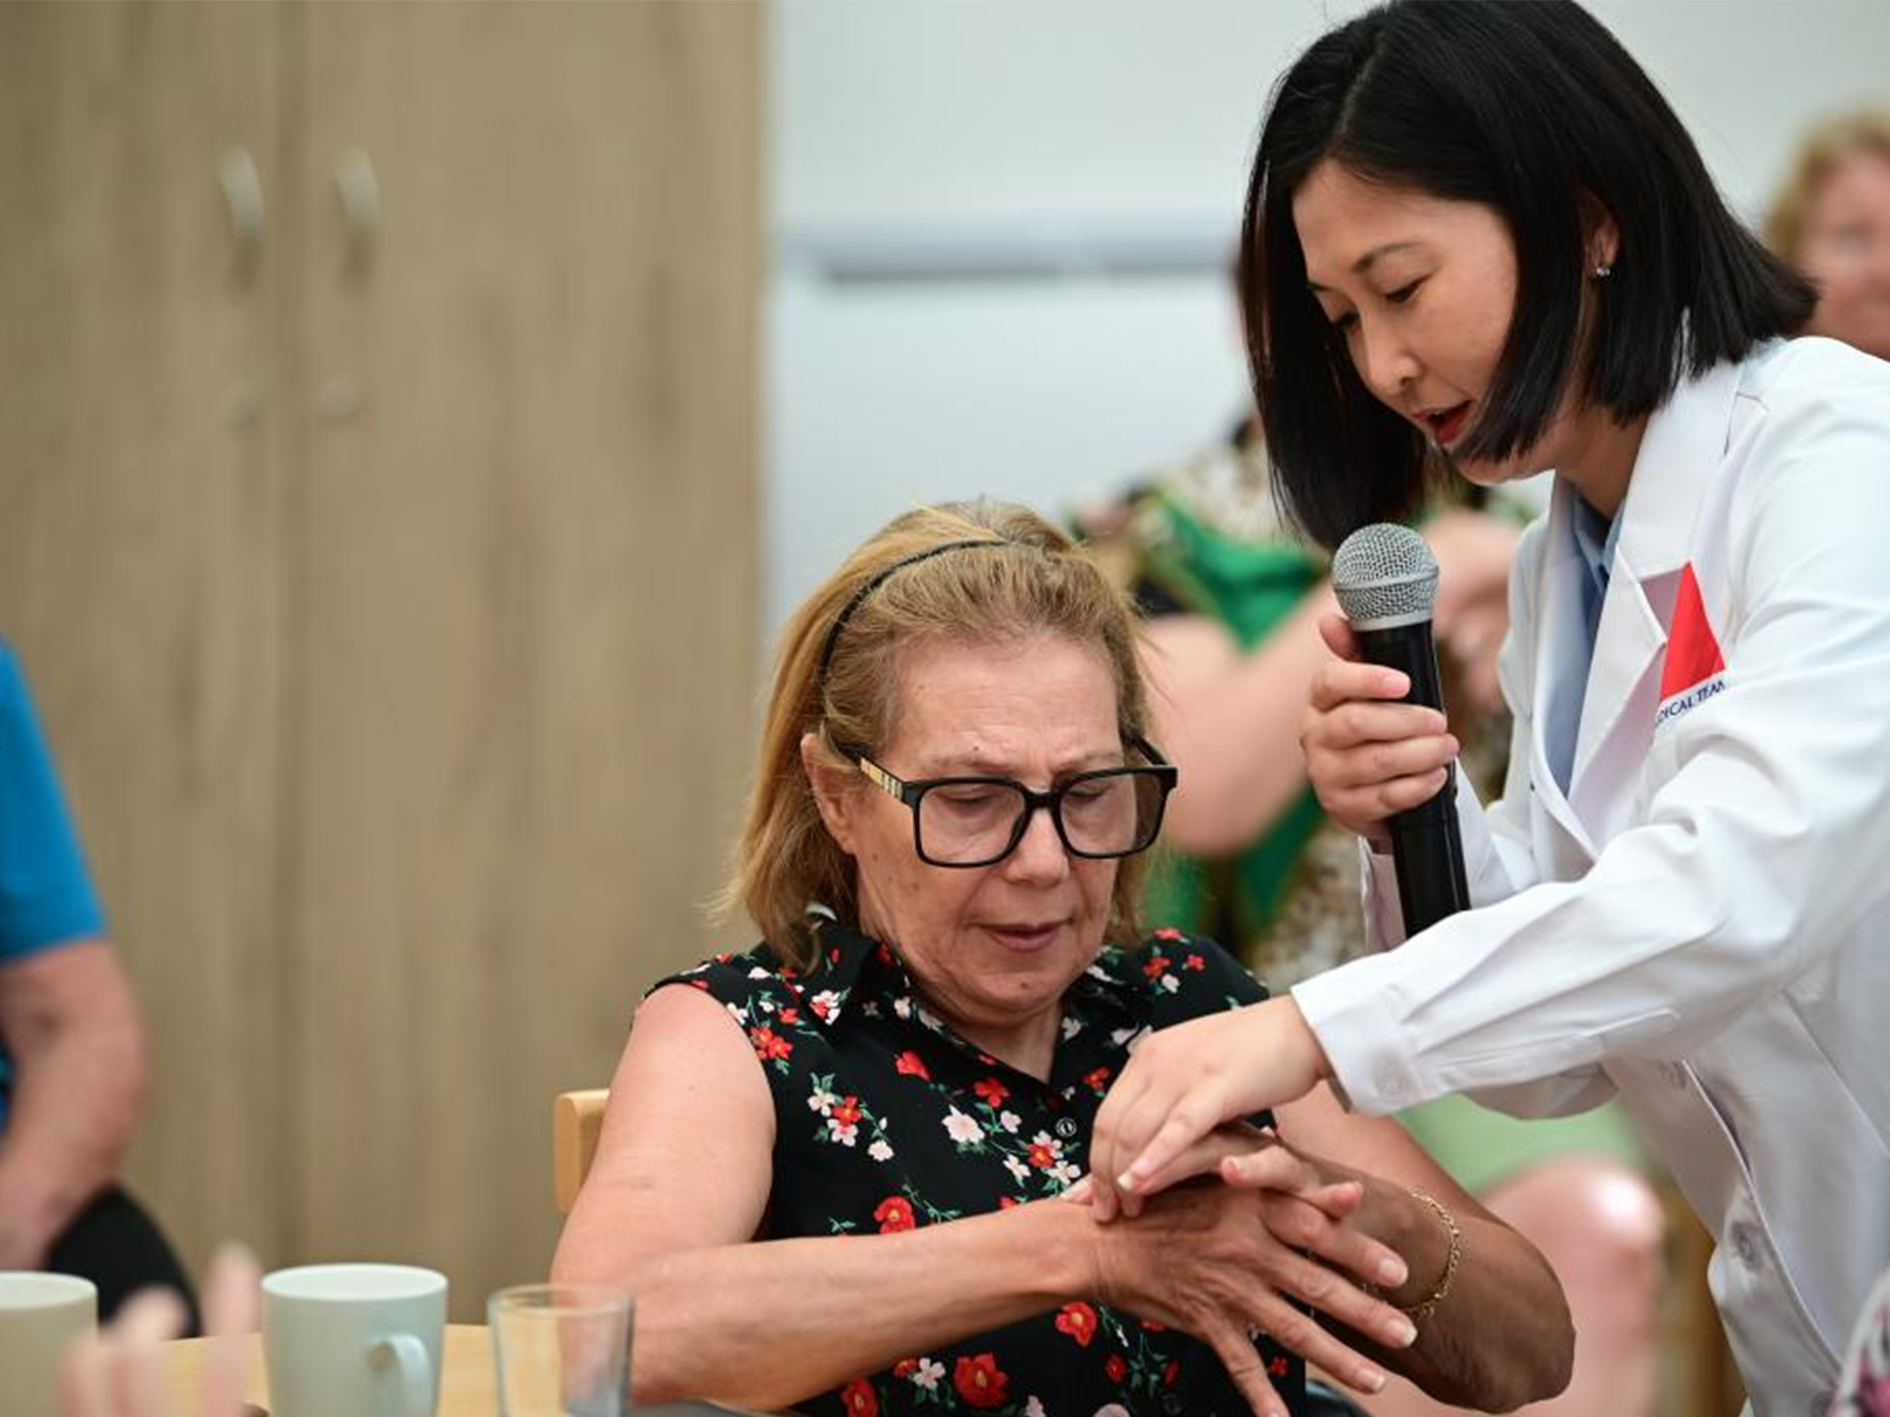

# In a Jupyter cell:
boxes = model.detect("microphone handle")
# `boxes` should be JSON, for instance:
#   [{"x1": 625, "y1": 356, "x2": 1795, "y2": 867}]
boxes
[{"x1": 1355, "y1": 621, "x2": 1474, "y2": 933}]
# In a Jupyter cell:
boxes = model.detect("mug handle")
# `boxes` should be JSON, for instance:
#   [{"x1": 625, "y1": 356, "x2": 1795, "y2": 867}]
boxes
[{"x1": 369, "y1": 1332, "x2": 435, "y2": 1417}]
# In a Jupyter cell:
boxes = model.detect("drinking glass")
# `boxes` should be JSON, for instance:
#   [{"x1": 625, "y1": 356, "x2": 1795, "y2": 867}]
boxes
[{"x1": 489, "y1": 1282, "x2": 633, "y2": 1417}]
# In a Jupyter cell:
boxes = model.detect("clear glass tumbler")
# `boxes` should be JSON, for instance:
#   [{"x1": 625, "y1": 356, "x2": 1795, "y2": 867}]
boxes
[{"x1": 488, "y1": 1282, "x2": 633, "y2": 1417}]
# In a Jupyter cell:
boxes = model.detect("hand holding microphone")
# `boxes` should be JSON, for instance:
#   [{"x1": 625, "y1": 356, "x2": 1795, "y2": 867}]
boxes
[
  {"x1": 1303, "y1": 523, "x2": 1472, "y2": 932},
  {"x1": 1092, "y1": 523, "x2": 1481, "y2": 1215}
]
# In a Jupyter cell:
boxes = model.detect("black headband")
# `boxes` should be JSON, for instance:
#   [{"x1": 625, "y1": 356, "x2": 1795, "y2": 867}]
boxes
[{"x1": 816, "y1": 539, "x2": 1009, "y2": 686}]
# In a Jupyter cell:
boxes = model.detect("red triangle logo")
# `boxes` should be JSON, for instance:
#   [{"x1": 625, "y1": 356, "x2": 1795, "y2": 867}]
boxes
[{"x1": 1660, "y1": 564, "x2": 1725, "y2": 701}]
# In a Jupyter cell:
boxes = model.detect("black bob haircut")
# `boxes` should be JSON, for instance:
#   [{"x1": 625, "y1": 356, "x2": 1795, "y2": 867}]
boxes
[{"x1": 1241, "y1": 0, "x2": 1816, "y2": 550}]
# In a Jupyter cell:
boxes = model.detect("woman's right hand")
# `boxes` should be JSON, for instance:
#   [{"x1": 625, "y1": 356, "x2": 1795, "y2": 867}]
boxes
[
  {"x1": 60, "y1": 1244, "x2": 259, "y2": 1417},
  {"x1": 1088, "y1": 1161, "x2": 1417, "y2": 1417},
  {"x1": 1300, "y1": 614, "x2": 1459, "y2": 847}
]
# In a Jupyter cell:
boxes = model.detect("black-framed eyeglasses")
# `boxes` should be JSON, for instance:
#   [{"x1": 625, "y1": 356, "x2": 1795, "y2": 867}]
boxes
[{"x1": 857, "y1": 736, "x2": 1178, "y2": 868}]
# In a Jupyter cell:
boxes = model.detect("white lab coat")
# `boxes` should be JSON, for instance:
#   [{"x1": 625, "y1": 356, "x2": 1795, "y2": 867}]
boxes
[{"x1": 1293, "y1": 337, "x2": 1890, "y2": 1417}]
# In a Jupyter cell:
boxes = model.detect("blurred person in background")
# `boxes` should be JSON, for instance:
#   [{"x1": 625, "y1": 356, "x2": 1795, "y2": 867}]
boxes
[
  {"x1": 1079, "y1": 419, "x2": 1663, "y2": 1417},
  {"x1": 1, "y1": 639, "x2": 197, "y2": 1329},
  {"x1": 58, "y1": 1246, "x2": 257, "y2": 1417},
  {"x1": 1765, "y1": 109, "x2": 1890, "y2": 363}
]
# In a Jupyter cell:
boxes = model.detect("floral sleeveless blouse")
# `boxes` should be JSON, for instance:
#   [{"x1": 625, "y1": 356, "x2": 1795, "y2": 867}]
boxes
[{"x1": 657, "y1": 919, "x2": 1305, "y2": 1417}]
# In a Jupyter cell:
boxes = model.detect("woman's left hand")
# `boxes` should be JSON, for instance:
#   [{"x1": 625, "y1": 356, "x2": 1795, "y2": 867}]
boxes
[
  {"x1": 1087, "y1": 995, "x2": 1332, "y2": 1220},
  {"x1": 1088, "y1": 1170, "x2": 1418, "y2": 1414},
  {"x1": 1213, "y1": 1135, "x2": 1413, "y2": 1294}
]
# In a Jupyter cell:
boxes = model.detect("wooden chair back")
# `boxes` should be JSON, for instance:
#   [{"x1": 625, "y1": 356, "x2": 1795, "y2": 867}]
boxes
[{"x1": 553, "y1": 1089, "x2": 609, "y2": 1213}]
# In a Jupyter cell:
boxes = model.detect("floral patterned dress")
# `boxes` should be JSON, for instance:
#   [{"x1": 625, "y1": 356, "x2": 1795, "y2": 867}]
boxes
[
  {"x1": 1836, "y1": 1266, "x2": 1890, "y2": 1416},
  {"x1": 657, "y1": 920, "x2": 1306, "y2": 1417}
]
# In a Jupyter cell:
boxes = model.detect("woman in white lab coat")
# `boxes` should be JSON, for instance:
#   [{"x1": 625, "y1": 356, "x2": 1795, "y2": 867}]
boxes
[{"x1": 1084, "y1": 3, "x2": 1890, "y2": 1413}]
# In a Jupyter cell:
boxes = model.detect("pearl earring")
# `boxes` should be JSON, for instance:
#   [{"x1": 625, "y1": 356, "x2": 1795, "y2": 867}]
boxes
[{"x1": 1594, "y1": 263, "x2": 1613, "y2": 279}]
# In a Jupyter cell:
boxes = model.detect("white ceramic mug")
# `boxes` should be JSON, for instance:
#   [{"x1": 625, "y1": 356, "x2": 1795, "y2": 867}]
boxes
[
  {"x1": 0, "y1": 1271, "x2": 98, "y2": 1417},
  {"x1": 262, "y1": 1262, "x2": 447, "y2": 1417}
]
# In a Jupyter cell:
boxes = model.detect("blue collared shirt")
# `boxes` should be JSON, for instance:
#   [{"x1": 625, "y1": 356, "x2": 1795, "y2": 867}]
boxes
[{"x1": 1547, "y1": 495, "x2": 1623, "y2": 792}]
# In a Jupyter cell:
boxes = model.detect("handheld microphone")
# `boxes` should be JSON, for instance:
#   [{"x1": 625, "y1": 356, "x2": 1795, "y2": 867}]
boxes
[{"x1": 1330, "y1": 523, "x2": 1472, "y2": 933}]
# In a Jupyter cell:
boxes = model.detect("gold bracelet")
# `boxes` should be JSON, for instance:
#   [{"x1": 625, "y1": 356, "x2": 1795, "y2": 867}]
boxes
[{"x1": 1399, "y1": 1191, "x2": 1463, "y2": 1324}]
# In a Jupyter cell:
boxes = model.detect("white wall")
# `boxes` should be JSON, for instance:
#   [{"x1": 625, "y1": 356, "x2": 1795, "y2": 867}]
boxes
[{"x1": 766, "y1": 0, "x2": 1890, "y2": 633}]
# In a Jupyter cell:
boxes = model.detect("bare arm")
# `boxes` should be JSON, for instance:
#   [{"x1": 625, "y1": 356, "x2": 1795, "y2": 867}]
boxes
[
  {"x1": 1269, "y1": 1084, "x2": 1573, "y2": 1411},
  {"x1": 552, "y1": 985, "x2": 1100, "y2": 1409},
  {"x1": 1145, "y1": 507, "x2": 1515, "y2": 860},
  {"x1": 554, "y1": 985, "x2": 1418, "y2": 1416},
  {"x1": 1142, "y1": 591, "x2": 1337, "y2": 858},
  {"x1": 0, "y1": 939, "x2": 150, "y2": 1268}
]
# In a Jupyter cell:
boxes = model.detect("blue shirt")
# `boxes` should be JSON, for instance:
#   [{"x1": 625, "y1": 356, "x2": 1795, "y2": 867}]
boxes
[
  {"x1": 0, "y1": 642, "x2": 107, "y2": 1127},
  {"x1": 1547, "y1": 495, "x2": 1623, "y2": 792}
]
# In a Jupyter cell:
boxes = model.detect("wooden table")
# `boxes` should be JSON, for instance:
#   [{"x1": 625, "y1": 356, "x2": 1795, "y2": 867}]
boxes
[
  {"x1": 166, "y1": 1324, "x2": 495, "y2": 1416},
  {"x1": 164, "y1": 1322, "x2": 776, "y2": 1415}
]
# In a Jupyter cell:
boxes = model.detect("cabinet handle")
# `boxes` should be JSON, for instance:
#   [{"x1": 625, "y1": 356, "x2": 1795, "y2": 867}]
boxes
[
  {"x1": 334, "y1": 147, "x2": 381, "y2": 272},
  {"x1": 219, "y1": 146, "x2": 265, "y2": 271}
]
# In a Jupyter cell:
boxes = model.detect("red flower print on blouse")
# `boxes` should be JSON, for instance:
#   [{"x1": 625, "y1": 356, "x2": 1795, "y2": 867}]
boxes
[
  {"x1": 1143, "y1": 954, "x2": 1172, "y2": 979},
  {"x1": 1184, "y1": 954, "x2": 1206, "y2": 971},
  {"x1": 973, "y1": 1076, "x2": 1009, "y2": 1107},
  {"x1": 1054, "y1": 1302, "x2": 1098, "y2": 1348},
  {"x1": 1027, "y1": 1140, "x2": 1057, "y2": 1169},
  {"x1": 1104, "y1": 1354, "x2": 1129, "y2": 1385},
  {"x1": 1268, "y1": 1356, "x2": 1289, "y2": 1379},
  {"x1": 874, "y1": 1196, "x2": 917, "y2": 1233},
  {"x1": 892, "y1": 1359, "x2": 918, "y2": 1380},
  {"x1": 777, "y1": 1006, "x2": 800, "y2": 1024},
  {"x1": 953, "y1": 1353, "x2": 1010, "y2": 1409},
  {"x1": 1083, "y1": 1066, "x2": 1112, "y2": 1091},
  {"x1": 832, "y1": 1095, "x2": 863, "y2": 1127},
  {"x1": 840, "y1": 1377, "x2": 877, "y2": 1416},
  {"x1": 1153, "y1": 927, "x2": 1184, "y2": 942},
  {"x1": 1164, "y1": 1359, "x2": 1181, "y2": 1385},
  {"x1": 749, "y1": 1026, "x2": 792, "y2": 1061},
  {"x1": 894, "y1": 1050, "x2": 931, "y2": 1080}
]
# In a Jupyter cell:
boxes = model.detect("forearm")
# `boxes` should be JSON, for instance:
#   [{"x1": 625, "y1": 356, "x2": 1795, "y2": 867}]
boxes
[
  {"x1": 574, "y1": 1197, "x2": 1095, "y2": 1410},
  {"x1": 1340, "y1": 1182, "x2": 1571, "y2": 1411},
  {"x1": 0, "y1": 998, "x2": 148, "y2": 1264},
  {"x1": 1151, "y1": 591, "x2": 1336, "y2": 856}
]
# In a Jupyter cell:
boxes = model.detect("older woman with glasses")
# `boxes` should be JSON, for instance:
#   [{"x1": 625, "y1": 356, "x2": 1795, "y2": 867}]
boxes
[{"x1": 551, "y1": 501, "x2": 1572, "y2": 1417}]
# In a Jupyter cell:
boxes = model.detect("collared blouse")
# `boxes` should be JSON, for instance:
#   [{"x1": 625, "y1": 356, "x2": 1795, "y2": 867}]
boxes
[{"x1": 659, "y1": 919, "x2": 1304, "y2": 1417}]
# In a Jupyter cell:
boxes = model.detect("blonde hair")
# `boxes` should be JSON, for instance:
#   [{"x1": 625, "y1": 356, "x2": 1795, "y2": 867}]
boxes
[
  {"x1": 1765, "y1": 108, "x2": 1890, "y2": 260},
  {"x1": 724, "y1": 499, "x2": 1155, "y2": 971}
]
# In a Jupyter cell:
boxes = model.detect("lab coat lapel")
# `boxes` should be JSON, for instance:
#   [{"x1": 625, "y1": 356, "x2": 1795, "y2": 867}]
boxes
[
  {"x1": 1567, "y1": 359, "x2": 1744, "y2": 837},
  {"x1": 1568, "y1": 550, "x2": 1667, "y2": 835}
]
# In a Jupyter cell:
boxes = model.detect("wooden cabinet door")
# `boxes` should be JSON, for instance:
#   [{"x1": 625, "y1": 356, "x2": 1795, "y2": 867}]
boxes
[
  {"x1": 285, "y1": 0, "x2": 760, "y2": 1310},
  {"x1": 0, "y1": 1, "x2": 287, "y2": 1268}
]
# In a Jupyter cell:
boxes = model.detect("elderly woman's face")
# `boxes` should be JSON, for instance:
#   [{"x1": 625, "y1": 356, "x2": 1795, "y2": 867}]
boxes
[
  {"x1": 824, "y1": 630, "x2": 1124, "y2": 1037},
  {"x1": 1802, "y1": 149, "x2": 1890, "y2": 362}
]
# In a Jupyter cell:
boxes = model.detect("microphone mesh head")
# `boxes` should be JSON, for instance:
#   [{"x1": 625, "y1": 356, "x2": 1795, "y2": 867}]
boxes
[{"x1": 1331, "y1": 523, "x2": 1439, "y2": 627}]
